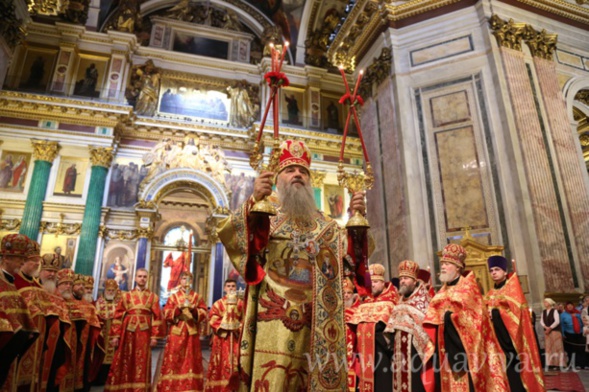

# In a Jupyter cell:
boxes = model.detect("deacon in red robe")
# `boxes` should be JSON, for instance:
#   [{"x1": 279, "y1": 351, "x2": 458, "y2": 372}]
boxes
[
  {"x1": 205, "y1": 279, "x2": 244, "y2": 392},
  {"x1": 346, "y1": 263, "x2": 398, "y2": 392},
  {"x1": 105, "y1": 268, "x2": 163, "y2": 392},
  {"x1": 423, "y1": 244, "x2": 509, "y2": 392},
  {"x1": 484, "y1": 256, "x2": 544, "y2": 391},
  {"x1": 157, "y1": 271, "x2": 207, "y2": 391}
]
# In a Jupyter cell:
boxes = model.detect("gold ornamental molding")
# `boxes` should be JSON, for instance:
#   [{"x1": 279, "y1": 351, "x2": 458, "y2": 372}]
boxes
[
  {"x1": 508, "y1": 0, "x2": 589, "y2": 27},
  {"x1": 40, "y1": 214, "x2": 82, "y2": 236},
  {"x1": 136, "y1": 199, "x2": 158, "y2": 210},
  {"x1": 0, "y1": 210, "x2": 21, "y2": 231},
  {"x1": 311, "y1": 170, "x2": 326, "y2": 188},
  {"x1": 31, "y1": 139, "x2": 60, "y2": 162},
  {"x1": 327, "y1": 0, "x2": 466, "y2": 70},
  {"x1": 102, "y1": 228, "x2": 139, "y2": 241},
  {"x1": 0, "y1": 91, "x2": 133, "y2": 127},
  {"x1": 327, "y1": 0, "x2": 589, "y2": 69},
  {"x1": 121, "y1": 120, "x2": 364, "y2": 160},
  {"x1": 89, "y1": 146, "x2": 115, "y2": 168}
]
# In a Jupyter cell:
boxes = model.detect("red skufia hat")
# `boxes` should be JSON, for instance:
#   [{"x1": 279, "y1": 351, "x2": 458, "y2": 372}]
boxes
[{"x1": 278, "y1": 140, "x2": 311, "y2": 173}]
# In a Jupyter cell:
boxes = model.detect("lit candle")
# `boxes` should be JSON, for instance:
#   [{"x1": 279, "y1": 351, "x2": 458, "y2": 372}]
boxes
[
  {"x1": 278, "y1": 41, "x2": 289, "y2": 71},
  {"x1": 512, "y1": 258, "x2": 517, "y2": 273}
]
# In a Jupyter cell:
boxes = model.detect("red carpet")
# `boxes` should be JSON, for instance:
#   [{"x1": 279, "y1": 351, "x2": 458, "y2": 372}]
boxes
[{"x1": 545, "y1": 371, "x2": 586, "y2": 392}]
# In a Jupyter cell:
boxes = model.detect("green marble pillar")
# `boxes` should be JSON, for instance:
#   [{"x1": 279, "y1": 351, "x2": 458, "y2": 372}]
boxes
[
  {"x1": 75, "y1": 147, "x2": 113, "y2": 275},
  {"x1": 19, "y1": 140, "x2": 60, "y2": 240}
]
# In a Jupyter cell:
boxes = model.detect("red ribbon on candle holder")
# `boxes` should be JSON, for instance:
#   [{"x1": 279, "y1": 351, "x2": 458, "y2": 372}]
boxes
[{"x1": 338, "y1": 69, "x2": 369, "y2": 164}]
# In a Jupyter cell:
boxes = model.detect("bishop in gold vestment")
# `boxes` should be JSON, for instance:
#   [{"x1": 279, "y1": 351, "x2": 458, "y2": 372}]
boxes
[{"x1": 218, "y1": 140, "x2": 371, "y2": 391}]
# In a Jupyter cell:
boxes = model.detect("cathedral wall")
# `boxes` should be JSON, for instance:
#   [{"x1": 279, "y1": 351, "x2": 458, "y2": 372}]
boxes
[{"x1": 360, "y1": 2, "x2": 589, "y2": 304}]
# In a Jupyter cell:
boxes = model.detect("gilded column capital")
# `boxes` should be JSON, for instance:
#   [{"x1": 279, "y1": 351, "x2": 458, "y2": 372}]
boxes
[
  {"x1": 137, "y1": 226, "x2": 154, "y2": 239},
  {"x1": 89, "y1": 147, "x2": 114, "y2": 168},
  {"x1": 31, "y1": 139, "x2": 60, "y2": 162},
  {"x1": 489, "y1": 15, "x2": 526, "y2": 51},
  {"x1": 523, "y1": 25, "x2": 557, "y2": 61},
  {"x1": 311, "y1": 170, "x2": 327, "y2": 188}
]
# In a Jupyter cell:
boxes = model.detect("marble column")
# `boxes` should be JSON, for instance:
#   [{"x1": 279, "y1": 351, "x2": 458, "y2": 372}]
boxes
[
  {"x1": 528, "y1": 29, "x2": 589, "y2": 288},
  {"x1": 75, "y1": 147, "x2": 113, "y2": 275},
  {"x1": 19, "y1": 140, "x2": 60, "y2": 240},
  {"x1": 491, "y1": 16, "x2": 572, "y2": 292}
]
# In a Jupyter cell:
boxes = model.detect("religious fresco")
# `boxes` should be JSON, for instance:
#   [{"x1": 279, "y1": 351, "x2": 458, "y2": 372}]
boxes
[
  {"x1": 225, "y1": 171, "x2": 255, "y2": 211},
  {"x1": 106, "y1": 157, "x2": 148, "y2": 209},
  {"x1": 40, "y1": 236, "x2": 76, "y2": 269},
  {"x1": 246, "y1": 0, "x2": 306, "y2": 60},
  {"x1": 158, "y1": 76, "x2": 231, "y2": 122},
  {"x1": 173, "y1": 31, "x2": 230, "y2": 59},
  {"x1": 18, "y1": 47, "x2": 58, "y2": 92},
  {"x1": 100, "y1": 241, "x2": 135, "y2": 292},
  {"x1": 0, "y1": 150, "x2": 31, "y2": 193},
  {"x1": 72, "y1": 54, "x2": 109, "y2": 98},
  {"x1": 323, "y1": 184, "x2": 345, "y2": 220},
  {"x1": 52, "y1": 157, "x2": 89, "y2": 197},
  {"x1": 281, "y1": 88, "x2": 304, "y2": 126}
]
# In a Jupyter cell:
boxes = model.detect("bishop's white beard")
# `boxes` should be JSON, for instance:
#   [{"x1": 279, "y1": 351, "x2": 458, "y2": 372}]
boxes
[
  {"x1": 399, "y1": 283, "x2": 415, "y2": 297},
  {"x1": 60, "y1": 291, "x2": 72, "y2": 300},
  {"x1": 105, "y1": 293, "x2": 115, "y2": 301},
  {"x1": 277, "y1": 180, "x2": 317, "y2": 223},
  {"x1": 439, "y1": 271, "x2": 459, "y2": 283},
  {"x1": 83, "y1": 294, "x2": 94, "y2": 303},
  {"x1": 42, "y1": 279, "x2": 56, "y2": 294}
]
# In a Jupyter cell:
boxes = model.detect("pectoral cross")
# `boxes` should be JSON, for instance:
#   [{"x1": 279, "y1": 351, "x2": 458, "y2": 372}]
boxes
[{"x1": 288, "y1": 230, "x2": 306, "y2": 264}]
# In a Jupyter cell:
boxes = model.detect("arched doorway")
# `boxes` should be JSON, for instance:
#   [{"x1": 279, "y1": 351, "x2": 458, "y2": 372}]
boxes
[{"x1": 138, "y1": 168, "x2": 229, "y2": 305}]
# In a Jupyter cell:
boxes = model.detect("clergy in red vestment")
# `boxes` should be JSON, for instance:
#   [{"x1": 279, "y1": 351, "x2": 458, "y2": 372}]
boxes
[
  {"x1": 12, "y1": 237, "x2": 50, "y2": 392},
  {"x1": 39, "y1": 253, "x2": 73, "y2": 392},
  {"x1": 0, "y1": 234, "x2": 39, "y2": 390},
  {"x1": 205, "y1": 279, "x2": 244, "y2": 392},
  {"x1": 72, "y1": 274, "x2": 104, "y2": 391},
  {"x1": 56, "y1": 268, "x2": 84, "y2": 392},
  {"x1": 105, "y1": 268, "x2": 163, "y2": 392},
  {"x1": 346, "y1": 263, "x2": 398, "y2": 392},
  {"x1": 484, "y1": 255, "x2": 544, "y2": 391},
  {"x1": 422, "y1": 244, "x2": 509, "y2": 392},
  {"x1": 384, "y1": 260, "x2": 434, "y2": 392},
  {"x1": 343, "y1": 277, "x2": 360, "y2": 392},
  {"x1": 93, "y1": 279, "x2": 121, "y2": 385},
  {"x1": 157, "y1": 271, "x2": 207, "y2": 391}
]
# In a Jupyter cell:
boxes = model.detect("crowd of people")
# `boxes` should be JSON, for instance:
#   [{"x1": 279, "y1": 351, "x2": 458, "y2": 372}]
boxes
[
  {"x1": 0, "y1": 234, "x2": 244, "y2": 392},
  {"x1": 0, "y1": 139, "x2": 585, "y2": 392}
]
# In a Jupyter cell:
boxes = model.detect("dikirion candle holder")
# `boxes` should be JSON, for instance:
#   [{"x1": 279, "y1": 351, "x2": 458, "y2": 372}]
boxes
[
  {"x1": 250, "y1": 42, "x2": 290, "y2": 215},
  {"x1": 337, "y1": 66, "x2": 374, "y2": 228}
]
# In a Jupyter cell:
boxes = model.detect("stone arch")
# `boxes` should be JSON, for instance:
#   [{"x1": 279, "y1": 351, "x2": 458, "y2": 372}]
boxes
[
  {"x1": 139, "y1": 167, "x2": 229, "y2": 209},
  {"x1": 139, "y1": 0, "x2": 271, "y2": 37},
  {"x1": 563, "y1": 75, "x2": 589, "y2": 122}
]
